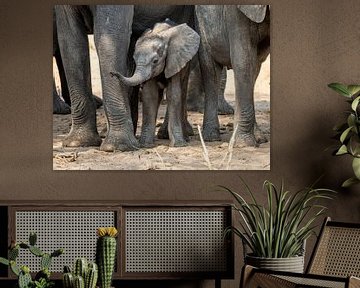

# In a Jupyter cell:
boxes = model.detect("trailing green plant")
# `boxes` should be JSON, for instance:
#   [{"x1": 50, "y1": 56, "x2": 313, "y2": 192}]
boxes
[
  {"x1": 96, "y1": 227, "x2": 118, "y2": 288},
  {"x1": 328, "y1": 83, "x2": 360, "y2": 187},
  {"x1": 0, "y1": 232, "x2": 63, "y2": 288},
  {"x1": 62, "y1": 258, "x2": 98, "y2": 288},
  {"x1": 222, "y1": 179, "x2": 335, "y2": 258}
]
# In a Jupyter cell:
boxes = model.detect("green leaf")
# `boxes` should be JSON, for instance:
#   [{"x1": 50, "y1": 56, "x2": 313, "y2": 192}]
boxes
[
  {"x1": 0, "y1": 257, "x2": 9, "y2": 266},
  {"x1": 342, "y1": 177, "x2": 360, "y2": 187},
  {"x1": 328, "y1": 83, "x2": 352, "y2": 97},
  {"x1": 336, "y1": 145, "x2": 348, "y2": 155},
  {"x1": 340, "y1": 126, "x2": 353, "y2": 143},
  {"x1": 352, "y1": 157, "x2": 360, "y2": 179},
  {"x1": 352, "y1": 96, "x2": 360, "y2": 111},
  {"x1": 349, "y1": 135, "x2": 360, "y2": 156},
  {"x1": 347, "y1": 85, "x2": 360, "y2": 97},
  {"x1": 347, "y1": 114, "x2": 356, "y2": 128}
]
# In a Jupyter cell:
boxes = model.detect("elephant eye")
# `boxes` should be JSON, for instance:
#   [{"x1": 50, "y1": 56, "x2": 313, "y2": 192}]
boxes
[{"x1": 152, "y1": 58, "x2": 159, "y2": 64}]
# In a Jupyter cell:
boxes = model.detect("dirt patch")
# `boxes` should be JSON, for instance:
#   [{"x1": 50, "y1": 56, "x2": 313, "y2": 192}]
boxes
[{"x1": 53, "y1": 36, "x2": 270, "y2": 170}]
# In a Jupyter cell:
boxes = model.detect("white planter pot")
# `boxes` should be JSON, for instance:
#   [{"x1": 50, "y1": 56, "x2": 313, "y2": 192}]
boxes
[{"x1": 245, "y1": 254, "x2": 305, "y2": 273}]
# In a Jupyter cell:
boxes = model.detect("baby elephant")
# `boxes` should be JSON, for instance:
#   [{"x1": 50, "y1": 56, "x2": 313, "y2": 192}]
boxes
[{"x1": 111, "y1": 21, "x2": 200, "y2": 147}]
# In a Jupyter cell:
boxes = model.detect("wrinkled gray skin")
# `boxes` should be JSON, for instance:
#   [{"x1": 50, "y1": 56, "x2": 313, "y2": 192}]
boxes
[
  {"x1": 195, "y1": 5, "x2": 270, "y2": 146},
  {"x1": 53, "y1": 11, "x2": 102, "y2": 115},
  {"x1": 187, "y1": 56, "x2": 234, "y2": 115},
  {"x1": 53, "y1": 11, "x2": 70, "y2": 115},
  {"x1": 55, "y1": 5, "x2": 194, "y2": 151},
  {"x1": 112, "y1": 22, "x2": 200, "y2": 148}
]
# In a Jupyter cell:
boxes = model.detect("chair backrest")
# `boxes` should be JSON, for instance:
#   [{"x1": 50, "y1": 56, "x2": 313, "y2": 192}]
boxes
[{"x1": 307, "y1": 217, "x2": 360, "y2": 277}]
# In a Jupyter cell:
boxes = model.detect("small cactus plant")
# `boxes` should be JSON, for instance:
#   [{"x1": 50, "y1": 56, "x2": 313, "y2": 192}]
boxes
[
  {"x1": 0, "y1": 232, "x2": 63, "y2": 288},
  {"x1": 62, "y1": 259, "x2": 98, "y2": 288},
  {"x1": 96, "y1": 227, "x2": 118, "y2": 288}
]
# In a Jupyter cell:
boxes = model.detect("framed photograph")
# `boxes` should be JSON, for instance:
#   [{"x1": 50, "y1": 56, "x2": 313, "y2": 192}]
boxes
[{"x1": 53, "y1": 5, "x2": 270, "y2": 170}]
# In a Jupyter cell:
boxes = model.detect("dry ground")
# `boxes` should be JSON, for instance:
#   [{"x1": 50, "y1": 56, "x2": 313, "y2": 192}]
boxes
[{"x1": 53, "y1": 36, "x2": 270, "y2": 170}]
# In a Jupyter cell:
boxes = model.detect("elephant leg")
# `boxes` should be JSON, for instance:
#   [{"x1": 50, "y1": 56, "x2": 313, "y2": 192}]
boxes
[
  {"x1": 93, "y1": 5, "x2": 139, "y2": 152},
  {"x1": 217, "y1": 68, "x2": 234, "y2": 115},
  {"x1": 180, "y1": 64, "x2": 192, "y2": 140},
  {"x1": 187, "y1": 56, "x2": 205, "y2": 113},
  {"x1": 53, "y1": 78, "x2": 70, "y2": 114},
  {"x1": 167, "y1": 73, "x2": 188, "y2": 147},
  {"x1": 55, "y1": 6, "x2": 101, "y2": 147},
  {"x1": 157, "y1": 106, "x2": 169, "y2": 140},
  {"x1": 54, "y1": 49, "x2": 70, "y2": 106},
  {"x1": 198, "y1": 42, "x2": 222, "y2": 141},
  {"x1": 231, "y1": 35, "x2": 259, "y2": 147},
  {"x1": 139, "y1": 80, "x2": 159, "y2": 148}
]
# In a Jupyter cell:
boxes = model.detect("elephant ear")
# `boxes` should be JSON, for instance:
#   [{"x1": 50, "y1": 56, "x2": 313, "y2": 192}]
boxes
[
  {"x1": 163, "y1": 24, "x2": 200, "y2": 79},
  {"x1": 238, "y1": 5, "x2": 267, "y2": 23}
]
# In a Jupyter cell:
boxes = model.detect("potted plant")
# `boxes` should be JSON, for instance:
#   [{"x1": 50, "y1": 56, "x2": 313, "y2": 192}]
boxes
[
  {"x1": 0, "y1": 232, "x2": 63, "y2": 288},
  {"x1": 328, "y1": 83, "x2": 360, "y2": 187},
  {"x1": 222, "y1": 179, "x2": 334, "y2": 273}
]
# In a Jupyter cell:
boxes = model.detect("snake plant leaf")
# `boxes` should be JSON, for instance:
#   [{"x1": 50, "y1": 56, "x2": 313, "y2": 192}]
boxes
[
  {"x1": 336, "y1": 145, "x2": 348, "y2": 155},
  {"x1": 328, "y1": 83, "x2": 352, "y2": 97},
  {"x1": 351, "y1": 96, "x2": 360, "y2": 111}
]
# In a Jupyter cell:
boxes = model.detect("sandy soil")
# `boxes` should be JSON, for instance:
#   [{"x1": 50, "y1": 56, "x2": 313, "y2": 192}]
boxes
[{"x1": 53, "y1": 36, "x2": 270, "y2": 170}]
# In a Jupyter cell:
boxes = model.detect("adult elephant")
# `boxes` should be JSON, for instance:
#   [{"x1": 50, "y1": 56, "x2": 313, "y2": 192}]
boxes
[
  {"x1": 195, "y1": 5, "x2": 270, "y2": 146},
  {"x1": 53, "y1": 10, "x2": 103, "y2": 115},
  {"x1": 55, "y1": 5, "x2": 194, "y2": 151}
]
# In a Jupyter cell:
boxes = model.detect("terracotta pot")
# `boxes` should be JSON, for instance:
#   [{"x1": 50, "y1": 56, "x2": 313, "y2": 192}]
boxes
[{"x1": 245, "y1": 254, "x2": 305, "y2": 273}]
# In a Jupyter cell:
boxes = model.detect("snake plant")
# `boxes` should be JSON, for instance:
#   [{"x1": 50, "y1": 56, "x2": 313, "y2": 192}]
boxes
[{"x1": 222, "y1": 179, "x2": 335, "y2": 258}]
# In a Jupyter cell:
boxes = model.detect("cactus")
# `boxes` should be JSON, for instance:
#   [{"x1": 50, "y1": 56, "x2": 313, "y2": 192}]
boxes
[
  {"x1": 96, "y1": 227, "x2": 118, "y2": 288},
  {"x1": 29, "y1": 232, "x2": 37, "y2": 246},
  {"x1": 62, "y1": 259, "x2": 98, "y2": 288},
  {"x1": 74, "y1": 258, "x2": 88, "y2": 279},
  {"x1": 9, "y1": 246, "x2": 19, "y2": 260},
  {"x1": 85, "y1": 262, "x2": 98, "y2": 288},
  {"x1": 0, "y1": 232, "x2": 63, "y2": 288},
  {"x1": 18, "y1": 267, "x2": 32, "y2": 288},
  {"x1": 41, "y1": 253, "x2": 52, "y2": 270},
  {"x1": 29, "y1": 245, "x2": 44, "y2": 257},
  {"x1": 74, "y1": 275, "x2": 85, "y2": 288},
  {"x1": 63, "y1": 272, "x2": 74, "y2": 288}
]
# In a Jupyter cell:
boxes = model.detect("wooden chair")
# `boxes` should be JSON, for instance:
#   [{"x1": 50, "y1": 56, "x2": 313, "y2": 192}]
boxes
[{"x1": 241, "y1": 217, "x2": 360, "y2": 288}]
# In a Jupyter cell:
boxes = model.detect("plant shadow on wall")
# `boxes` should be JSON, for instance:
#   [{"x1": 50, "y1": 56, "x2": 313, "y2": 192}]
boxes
[
  {"x1": 52, "y1": 5, "x2": 270, "y2": 170},
  {"x1": 219, "y1": 178, "x2": 336, "y2": 273}
]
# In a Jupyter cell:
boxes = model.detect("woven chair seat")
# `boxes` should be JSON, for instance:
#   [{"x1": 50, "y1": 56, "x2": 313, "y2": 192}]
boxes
[{"x1": 241, "y1": 218, "x2": 360, "y2": 288}]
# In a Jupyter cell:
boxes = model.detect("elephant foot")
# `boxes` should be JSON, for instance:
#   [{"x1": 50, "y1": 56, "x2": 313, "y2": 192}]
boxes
[
  {"x1": 170, "y1": 139, "x2": 188, "y2": 147},
  {"x1": 140, "y1": 142, "x2": 156, "y2": 148},
  {"x1": 254, "y1": 126, "x2": 269, "y2": 144},
  {"x1": 93, "y1": 95, "x2": 103, "y2": 109},
  {"x1": 63, "y1": 130, "x2": 102, "y2": 147},
  {"x1": 202, "y1": 126, "x2": 221, "y2": 142},
  {"x1": 100, "y1": 131, "x2": 139, "y2": 152},
  {"x1": 53, "y1": 95, "x2": 71, "y2": 115},
  {"x1": 236, "y1": 132, "x2": 260, "y2": 148},
  {"x1": 217, "y1": 98, "x2": 234, "y2": 115}
]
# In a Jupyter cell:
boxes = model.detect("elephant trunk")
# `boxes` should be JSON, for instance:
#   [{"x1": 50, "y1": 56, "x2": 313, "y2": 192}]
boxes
[{"x1": 111, "y1": 66, "x2": 150, "y2": 87}]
